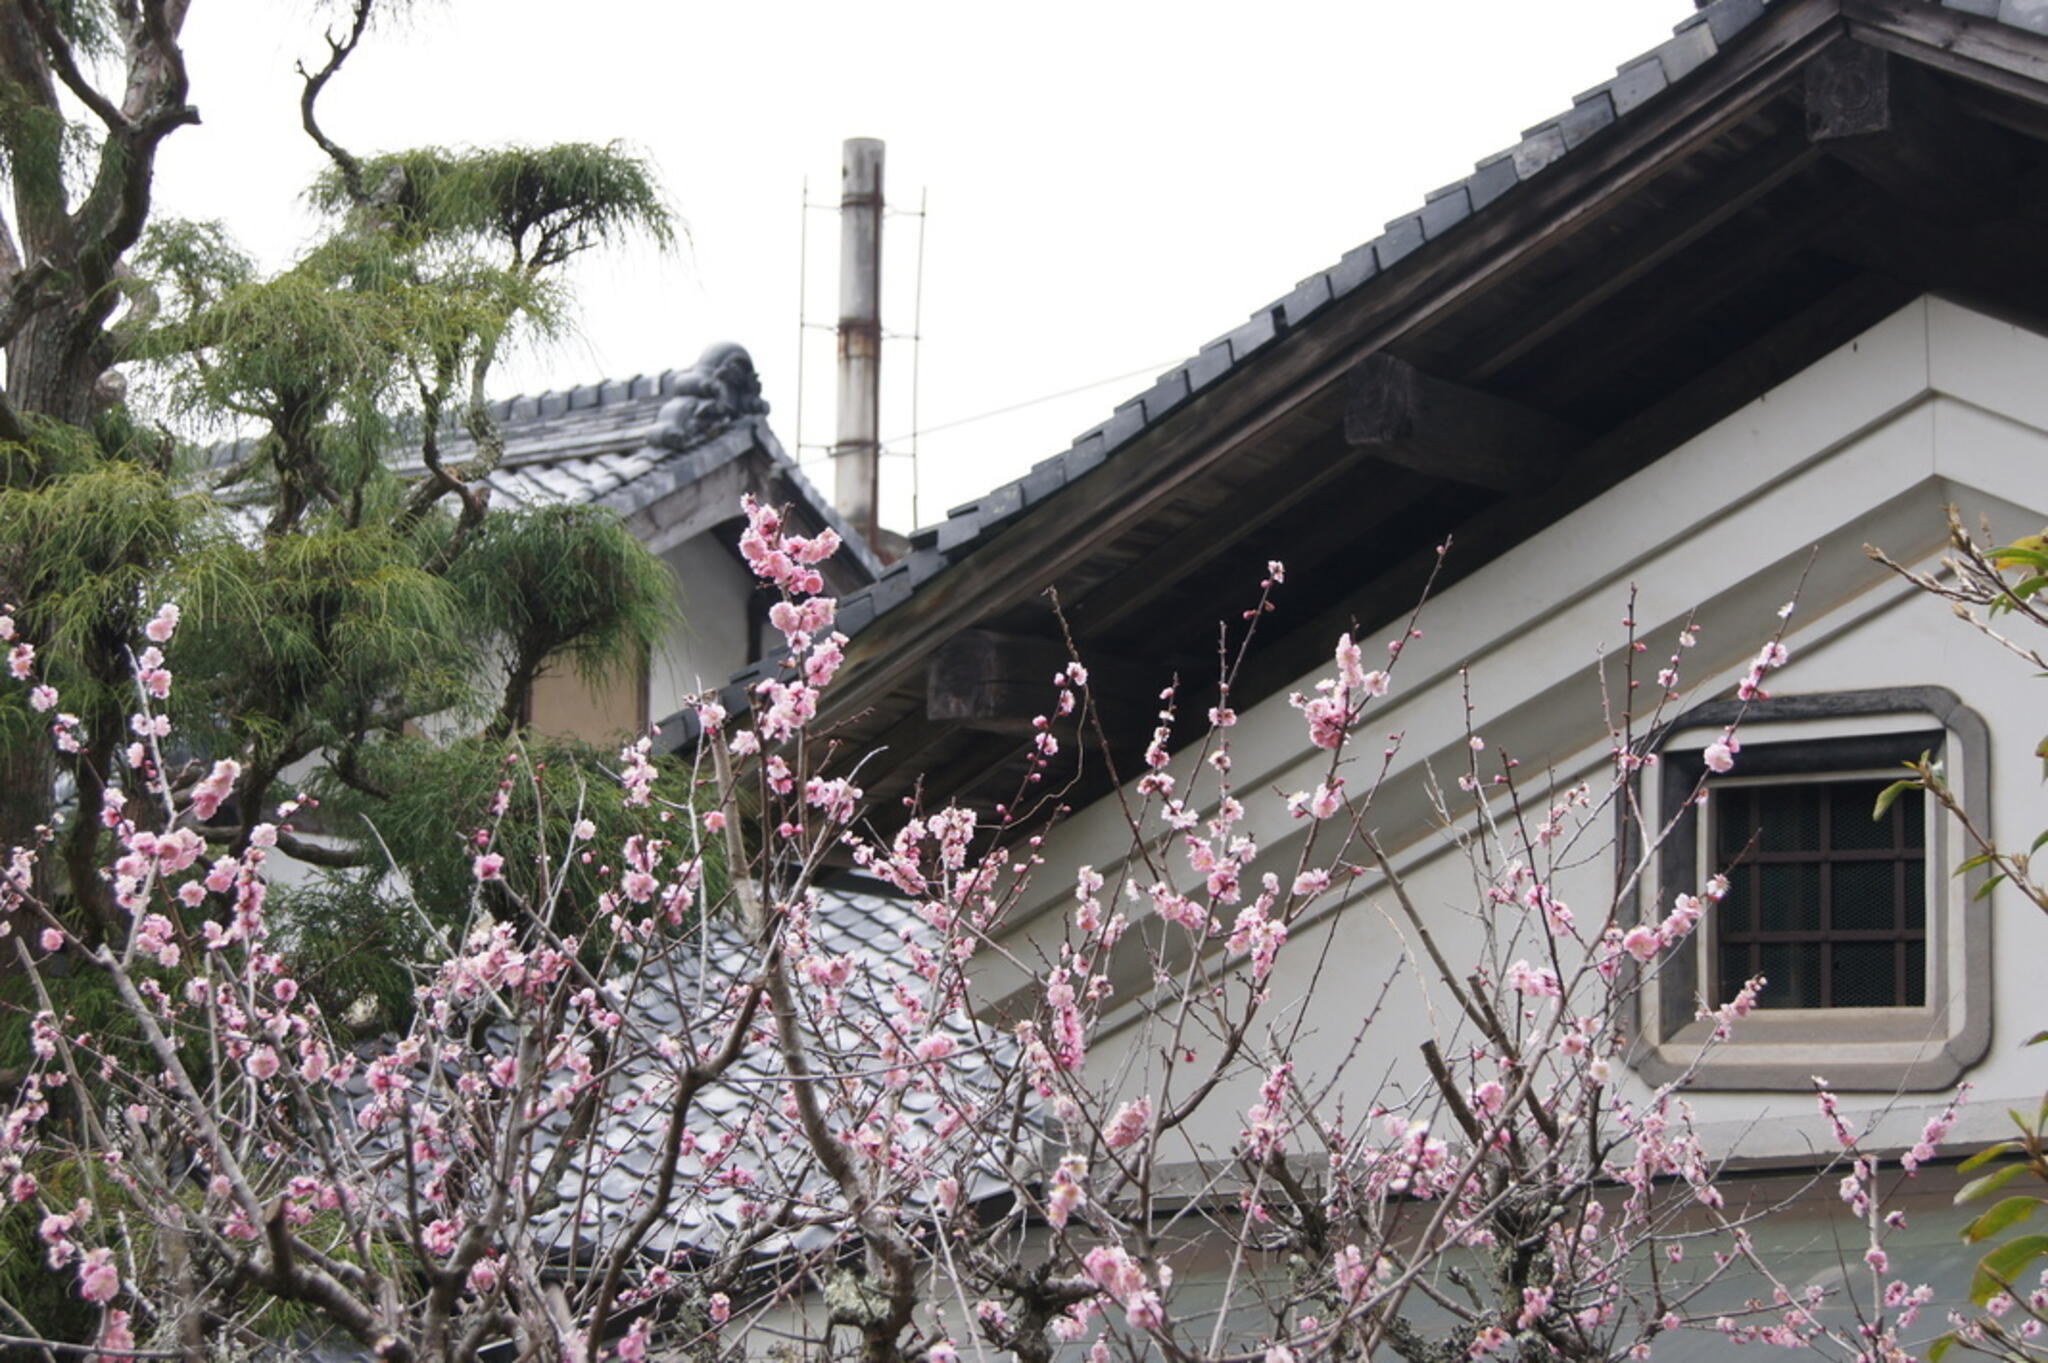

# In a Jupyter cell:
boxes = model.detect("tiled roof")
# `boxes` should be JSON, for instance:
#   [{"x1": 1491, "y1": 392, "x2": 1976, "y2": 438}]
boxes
[
  {"x1": 203, "y1": 363, "x2": 883, "y2": 579},
  {"x1": 657, "y1": 0, "x2": 2048, "y2": 745},
  {"x1": 345, "y1": 883, "x2": 1020, "y2": 1263}
]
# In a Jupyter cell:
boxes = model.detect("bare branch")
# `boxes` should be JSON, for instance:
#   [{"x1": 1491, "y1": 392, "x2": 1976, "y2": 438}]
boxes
[
  {"x1": 271, "y1": 828, "x2": 370, "y2": 869},
  {"x1": 297, "y1": 0, "x2": 375, "y2": 207},
  {"x1": 19, "y1": 0, "x2": 130, "y2": 133},
  {"x1": 39, "y1": 0, "x2": 200, "y2": 327}
]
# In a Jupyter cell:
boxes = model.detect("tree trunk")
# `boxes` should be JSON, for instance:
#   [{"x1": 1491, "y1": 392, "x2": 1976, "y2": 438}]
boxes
[{"x1": 9, "y1": 305, "x2": 100, "y2": 428}]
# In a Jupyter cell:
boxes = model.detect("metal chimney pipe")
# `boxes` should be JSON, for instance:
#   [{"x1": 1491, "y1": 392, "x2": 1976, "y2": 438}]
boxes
[{"x1": 832, "y1": 138, "x2": 884, "y2": 550}]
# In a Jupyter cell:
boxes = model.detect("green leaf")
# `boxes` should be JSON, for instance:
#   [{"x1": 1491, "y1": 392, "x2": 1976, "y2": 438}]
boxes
[
  {"x1": 2027, "y1": 1030, "x2": 2048, "y2": 1047},
  {"x1": 1957, "y1": 1162, "x2": 2031, "y2": 1205},
  {"x1": 1927, "y1": 1332, "x2": 1957, "y2": 1363},
  {"x1": 2028, "y1": 828, "x2": 2048, "y2": 856},
  {"x1": 1873, "y1": 779, "x2": 1917, "y2": 821},
  {"x1": 1964, "y1": 1196, "x2": 2045, "y2": 1243},
  {"x1": 1973, "y1": 872, "x2": 2007, "y2": 901},
  {"x1": 1970, "y1": 1233, "x2": 2048, "y2": 1305},
  {"x1": 1990, "y1": 545, "x2": 2048, "y2": 571},
  {"x1": 1961, "y1": 1141, "x2": 2025, "y2": 1175},
  {"x1": 1959, "y1": 852, "x2": 1997, "y2": 875},
  {"x1": 2010, "y1": 574, "x2": 2048, "y2": 600}
]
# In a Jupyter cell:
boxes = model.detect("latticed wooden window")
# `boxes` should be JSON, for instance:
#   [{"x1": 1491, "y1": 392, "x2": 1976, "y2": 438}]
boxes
[{"x1": 1710, "y1": 778, "x2": 1926, "y2": 1009}]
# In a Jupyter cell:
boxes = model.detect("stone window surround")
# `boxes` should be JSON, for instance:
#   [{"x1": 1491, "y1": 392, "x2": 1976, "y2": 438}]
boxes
[{"x1": 1629, "y1": 687, "x2": 1992, "y2": 1092}]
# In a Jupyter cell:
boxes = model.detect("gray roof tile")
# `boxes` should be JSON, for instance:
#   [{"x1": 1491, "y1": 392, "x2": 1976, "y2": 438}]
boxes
[
  {"x1": 1942, "y1": 0, "x2": 1999, "y2": 13},
  {"x1": 1698, "y1": 0, "x2": 1768, "y2": 44},
  {"x1": 1187, "y1": 339, "x2": 1236, "y2": 390},
  {"x1": 977, "y1": 481, "x2": 1025, "y2": 527},
  {"x1": 1329, "y1": 241, "x2": 1381, "y2": 294},
  {"x1": 1065, "y1": 430, "x2": 1109, "y2": 478},
  {"x1": 1651, "y1": 22, "x2": 1719, "y2": 85},
  {"x1": 937, "y1": 512, "x2": 983, "y2": 553},
  {"x1": 1020, "y1": 454, "x2": 1067, "y2": 504},
  {"x1": 1511, "y1": 124, "x2": 1570, "y2": 178},
  {"x1": 1599, "y1": 56, "x2": 1671, "y2": 117},
  {"x1": 1099, "y1": 400, "x2": 1147, "y2": 451},
  {"x1": 1138, "y1": 367, "x2": 1192, "y2": 421},
  {"x1": 2003, "y1": 0, "x2": 2048, "y2": 34},
  {"x1": 1280, "y1": 272, "x2": 1335, "y2": 325},
  {"x1": 1554, "y1": 91, "x2": 1617, "y2": 149},
  {"x1": 1417, "y1": 185, "x2": 1473, "y2": 240},
  {"x1": 1374, "y1": 214, "x2": 1426, "y2": 268},
  {"x1": 1464, "y1": 154, "x2": 1522, "y2": 212},
  {"x1": 1223, "y1": 306, "x2": 1280, "y2": 361},
  {"x1": 834, "y1": 592, "x2": 876, "y2": 636}
]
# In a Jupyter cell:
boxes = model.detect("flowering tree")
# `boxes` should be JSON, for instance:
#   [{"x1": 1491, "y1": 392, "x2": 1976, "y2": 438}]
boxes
[
  {"x1": 0, "y1": 501, "x2": 1984, "y2": 1362},
  {"x1": 0, "y1": 0, "x2": 677, "y2": 982},
  {"x1": 1862, "y1": 511, "x2": 2048, "y2": 1363}
]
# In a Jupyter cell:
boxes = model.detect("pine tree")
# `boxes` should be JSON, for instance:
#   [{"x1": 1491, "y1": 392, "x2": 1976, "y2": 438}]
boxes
[{"x1": 0, "y1": 0, "x2": 679, "y2": 976}]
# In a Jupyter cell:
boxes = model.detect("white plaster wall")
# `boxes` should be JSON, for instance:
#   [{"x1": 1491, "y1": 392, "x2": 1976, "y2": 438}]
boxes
[
  {"x1": 650, "y1": 534, "x2": 755, "y2": 721},
  {"x1": 987, "y1": 297, "x2": 2048, "y2": 1165}
]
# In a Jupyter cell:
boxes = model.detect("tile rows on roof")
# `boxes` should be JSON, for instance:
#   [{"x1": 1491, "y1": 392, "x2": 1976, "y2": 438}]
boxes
[
  {"x1": 206, "y1": 387, "x2": 885, "y2": 578},
  {"x1": 514, "y1": 883, "x2": 1019, "y2": 1258},
  {"x1": 341, "y1": 883, "x2": 1019, "y2": 1262},
  {"x1": 194, "y1": 365, "x2": 692, "y2": 473}
]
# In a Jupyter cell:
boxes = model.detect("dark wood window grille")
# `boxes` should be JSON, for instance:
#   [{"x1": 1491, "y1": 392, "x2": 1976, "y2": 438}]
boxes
[{"x1": 1710, "y1": 778, "x2": 1926, "y2": 1009}]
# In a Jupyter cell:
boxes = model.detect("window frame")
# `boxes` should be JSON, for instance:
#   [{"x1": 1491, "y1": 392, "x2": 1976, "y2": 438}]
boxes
[{"x1": 1629, "y1": 687, "x2": 1993, "y2": 1092}]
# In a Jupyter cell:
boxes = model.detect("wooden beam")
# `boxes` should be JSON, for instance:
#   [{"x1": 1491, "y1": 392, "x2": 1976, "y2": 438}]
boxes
[
  {"x1": 926, "y1": 629, "x2": 1150, "y2": 730},
  {"x1": 1240, "y1": 270, "x2": 1922, "y2": 705},
  {"x1": 1345, "y1": 353, "x2": 1580, "y2": 492},
  {"x1": 1846, "y1": 0, "x2": 2048, "y2": 110},
  {"x1": 1805, "y1": 40, "x2": 2021, "y2": 223},
  {"x1": 927, "y1": 629, "x2": 1073, "y2": 727},
  {"x1": 1806, "y1": 39, "x2": 1893, "y2": 140}
]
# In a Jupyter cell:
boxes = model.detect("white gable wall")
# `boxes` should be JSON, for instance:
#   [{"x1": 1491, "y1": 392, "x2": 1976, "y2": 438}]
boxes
[
  {"x1": 650, "y1": 533, "x2": 755, "y2": 725},
  {"x1": 984, "y1": 297, "x2": 2048, "y2": 1166}
]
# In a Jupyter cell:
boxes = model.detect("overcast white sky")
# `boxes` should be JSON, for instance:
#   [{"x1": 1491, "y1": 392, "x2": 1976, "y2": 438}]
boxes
[{"x1": 152, "y1": 0, "x2": 1698, "y2": 533}]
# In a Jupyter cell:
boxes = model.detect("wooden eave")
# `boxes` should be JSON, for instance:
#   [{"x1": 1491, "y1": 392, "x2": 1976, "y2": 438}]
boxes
[{"x1": 778, "y1": 0, "x2": 2048, "y2": 837}]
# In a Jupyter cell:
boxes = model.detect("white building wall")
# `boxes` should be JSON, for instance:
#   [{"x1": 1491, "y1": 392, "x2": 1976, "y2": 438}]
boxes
[
  {"x1": 650, "y1": 534, "x2": 756, "y2": 723},
  {"x1": 984, "y1": 297, "x2": 2048, "y2": 1167}
]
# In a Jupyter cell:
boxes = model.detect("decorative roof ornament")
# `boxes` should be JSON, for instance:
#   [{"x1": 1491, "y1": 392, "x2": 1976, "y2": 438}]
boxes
[{"x1": 650, "y1": 341, "x2": 770, "y2": 451}]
